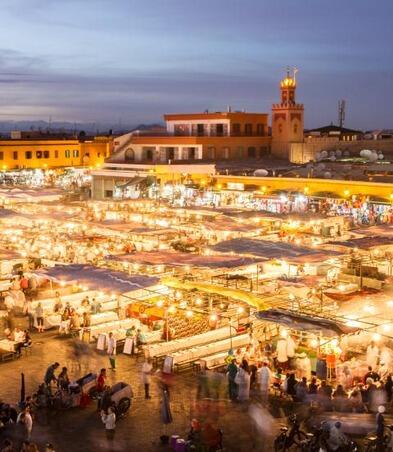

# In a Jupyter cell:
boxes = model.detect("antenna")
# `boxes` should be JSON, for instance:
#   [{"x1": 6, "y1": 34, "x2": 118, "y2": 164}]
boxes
[{"x1": 338, "y1": 99, "x2": 346, "y2": 128}]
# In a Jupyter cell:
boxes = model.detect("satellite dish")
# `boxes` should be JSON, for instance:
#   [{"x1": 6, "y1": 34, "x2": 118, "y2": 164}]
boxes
[{"x1": 253, "y1": 169, "x2": 269, "y2": 177}]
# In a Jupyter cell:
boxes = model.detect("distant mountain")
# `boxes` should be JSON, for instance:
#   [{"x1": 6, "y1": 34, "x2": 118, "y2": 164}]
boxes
[
  {"x1": 130, "y1": 123, "x2": 164, "y2": 131},
  {"x1": 0, "y1": 120, "x2": 162, "y2": 136}
]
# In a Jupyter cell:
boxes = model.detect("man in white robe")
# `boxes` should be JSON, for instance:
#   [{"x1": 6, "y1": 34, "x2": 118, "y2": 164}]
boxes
[{"x1": 366, "y1": 341, "x2": 379, "y2": 369}]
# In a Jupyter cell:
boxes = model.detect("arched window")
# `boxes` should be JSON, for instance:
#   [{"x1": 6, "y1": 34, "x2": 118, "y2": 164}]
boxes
[
  {"x1": 293, "y1": 123, "x2": 298, "y2": 134},
  {"x1": 278, "y1": 124, "x2": 283, "y2": 134},
  {"x1": 125, "y1": 148, "x2": 135, "y2": 161}
]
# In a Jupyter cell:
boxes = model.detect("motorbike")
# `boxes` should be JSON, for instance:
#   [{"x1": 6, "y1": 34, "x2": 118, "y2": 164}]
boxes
[
  {"x1": 364, "y1": 424, "x2": 393, "y2": 452},
  {"x1": 274, "y1": 414, "x2": 307, "y2": 451},
  {"x1": 298, "y1": 423, "x2": 359, "y2": 452}
]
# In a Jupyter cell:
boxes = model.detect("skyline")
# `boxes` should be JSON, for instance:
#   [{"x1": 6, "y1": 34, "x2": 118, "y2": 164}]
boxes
[{"x1": 0, "y1": 0, "x2": 392, "y2": 129}]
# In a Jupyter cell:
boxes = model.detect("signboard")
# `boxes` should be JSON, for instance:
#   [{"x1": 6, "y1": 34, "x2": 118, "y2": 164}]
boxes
[{"x1": 227, "y1": 182, "x2": 245, "y2": 191}]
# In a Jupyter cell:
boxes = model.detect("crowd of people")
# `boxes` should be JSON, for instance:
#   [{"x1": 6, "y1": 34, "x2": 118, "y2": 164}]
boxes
[{"x1": 0, "y1": 398, "x2": 55, "y2": 452}]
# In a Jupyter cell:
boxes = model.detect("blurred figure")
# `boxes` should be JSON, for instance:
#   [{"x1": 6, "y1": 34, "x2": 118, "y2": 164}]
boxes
[
  {"x1": 141, "y1": 358, "x2": 153, "y2": 399},
  {"x1": 327, "y1": 421, "x2": 348, "y2": 451},
  {"x1": 376, "y1": 405, "x2": 385, "y2": 451},
  {"x1": 236, "y1": 360, "x2": 250, "y2": 402},
  {"x1": 107, "y1": 332, "x2": 116, "y2": 371},
  {"x1": 227, "y1": 357, "x2": 238, "y2": 401},
  {"x1": 258, "y1": 362, "x2": 271, "y2": 403},
  {"x1": 367, "y1": 341, "x2": 379, "y2": 369}
]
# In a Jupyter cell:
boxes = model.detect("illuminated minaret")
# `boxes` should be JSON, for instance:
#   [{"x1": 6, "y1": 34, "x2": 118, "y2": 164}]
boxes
[{"x1": 271, "y1": 68, "x2": 304, "y2": 159}]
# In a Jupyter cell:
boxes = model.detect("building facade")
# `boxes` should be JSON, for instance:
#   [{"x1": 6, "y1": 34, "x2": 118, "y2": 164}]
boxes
[
  {"x1": 0, "y1": 136, "x2": 113, "y2": 170},
  {"x1": 110, "y1": 111, "x2": 271, "y2": 164}
]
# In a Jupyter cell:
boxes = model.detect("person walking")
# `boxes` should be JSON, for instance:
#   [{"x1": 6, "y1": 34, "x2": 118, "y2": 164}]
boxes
[
  {"x1": 227, "y1": 357, "x2": 238, "y2": 401},
  {"x1": 101, "y1": 407, "x2": 116, "y2": 440},
  {"x1": 107, "y1": 332, "x2": 116, "y2": 371},
  {"x1": 23, "y1": 299, "x2": 34, "y2": 331},
  {"x1": 236, "y1": 361, "x2": 251, "y2": 402},
  {"x1": 35, "y1": 303, "x2": 44, "y2": 333},
  {"x1": 141, "y1": 358, "x2": 153, "y2": 399},
  {"x1": 17, "y1": 407, "x2": 33, "y2": 440}
]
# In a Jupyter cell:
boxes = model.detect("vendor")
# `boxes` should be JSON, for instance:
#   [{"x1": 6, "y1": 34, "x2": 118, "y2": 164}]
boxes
[
  {"x1": 81, "y1": 296, "x2": 90, "y2": 308},
  {"x1": 82, "y1": 311, "x2": 91, "y2": 328},
  {"x1": 70, "y1": 311, "x2": 81, "y2": 330},
  {"x1": 136, "y1": 329, "x2": 147, "y2": 347},
  {"x1": 13, "y1": 328, "x2": 25, "y2": 356},
  {"x1": 53, "y1": 292, "x2": 63, "y2": 314}
]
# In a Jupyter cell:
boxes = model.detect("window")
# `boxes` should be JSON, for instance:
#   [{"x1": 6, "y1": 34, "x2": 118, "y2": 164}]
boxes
[
  {"x1": 43, "y1": 150, "x2": 50, "y2": 159},
  {"x1": 73, "y1": 149, "x2": 79, "y2": 157},
  {"x1": 0, "y1": 152, "x2": 3, "y2": 160},
  {"x1": 207, "y1": 147, "x2": 216, "y2": 159},
  {"x1": 189, "y1": 148, "x2": 196, "y2": 159},
  {"x1": 293, "y1": 124, "x2": 298, "y2": 134},
  {"x1": 125, "y1": 148, "x2": 135, "y2": 161},
  {"x1": 167, "y1": 148, "x2": 175, "y2": 160},
  {"x1": 216, "y1": 124, "x2": 224, "y2": 136},
  {"x1": 65, "y1": 150, "x2": 71, "y2": 158},
  {"x1": 36, "y1": 151, "x2": 42, "y2": 159},
  {"x1": 256, "y1": 124, "x2": 265, "y2": 136},
  {"x1": 13, "y1": 151, "x2": 18, "y2": 160},
  {"x1": 104, "y1": 190, "x2": 113, "y2": 198},
  {"x1": 197, "y1": 124, "x2": 204, "y2": 136},
  {"x1": 232, "y1": 123, "x2": 241, "y2": 136},
  {"x1": 54, "y1": 150, "x2": 59, "y2": 158},
  {"x1": 247, "y1": 147, "x2": 256, "y2": 158},
  {"x1": 244, "y1": 124, "x2": 252, "y2": 136},
  {"x1": 25, "y1": 151, "x2": 32, "y2": 159},
  {"x1": 260, "y1": 146, "x2": 269, "y2": 156}
]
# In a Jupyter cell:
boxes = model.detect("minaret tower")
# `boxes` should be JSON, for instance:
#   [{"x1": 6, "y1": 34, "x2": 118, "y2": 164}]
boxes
[{"x1": 271, "y1": 68, "x2": 304, "y2": 159}]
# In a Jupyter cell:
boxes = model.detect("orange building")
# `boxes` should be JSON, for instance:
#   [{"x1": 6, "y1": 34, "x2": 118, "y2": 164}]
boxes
[
  {"x1": 0, "y1": 135, "x2": 113, "y2": 170},
  {"x1": 110, "y1": 111, "x2": 271, "y2": 163}
]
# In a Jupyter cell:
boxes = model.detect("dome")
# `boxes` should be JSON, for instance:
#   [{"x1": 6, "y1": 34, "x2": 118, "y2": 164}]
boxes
[{"x1": 280, "y1": 76, "x2": 296, "y2": 88}]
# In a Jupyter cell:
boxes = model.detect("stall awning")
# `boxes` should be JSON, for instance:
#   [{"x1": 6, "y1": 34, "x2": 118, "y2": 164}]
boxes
[
  {"x1": 36, "y1": 264, "x2": 159, "y2": 294},
  {"x1": 352, "y1": 224, "x2": 393, "y2": 237},
  {"x1": 116, "y1": 177, "x2": 147, "y2": 189},
  {"x1": 255, "y1": 308, "x2": 359, "y2": 337},
  {"x1": 163, "y1": 278, "x2": 268, "y2": 310},
  {"x1": 329, "y1": 236, "x2": 393, "y2": 249},
  {"x1": 107, "y1": 250, "x2": 263, "y2": 269},
  {"x1": 211, "y1": 238, "x2": 341, "y2": 261}
]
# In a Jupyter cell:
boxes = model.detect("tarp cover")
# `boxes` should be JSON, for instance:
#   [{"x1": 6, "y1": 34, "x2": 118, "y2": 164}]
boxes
[
  {"x1": 352, "y1": 224, "x2": 393, "y2": 238},
  {"x1": 211, "y1": 238, "x2": 341, "y2": 262},
  {"x1": 329, "y1": 236, "x2": 393, "y2": 249},
  {"x1": 255, "y1": 308, "x2": 359, "y2": 337},
  {"x1": 36, "y1": 264, "x2": 159, "y2": 294},
  {"x1": 107, "y1": 251, "x2": 263, "y2": 268}
]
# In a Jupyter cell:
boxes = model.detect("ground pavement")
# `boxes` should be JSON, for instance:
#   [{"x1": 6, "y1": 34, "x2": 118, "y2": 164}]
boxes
[{"x1": 0, "y1": 332, "x2": 277, "y2": 452}]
